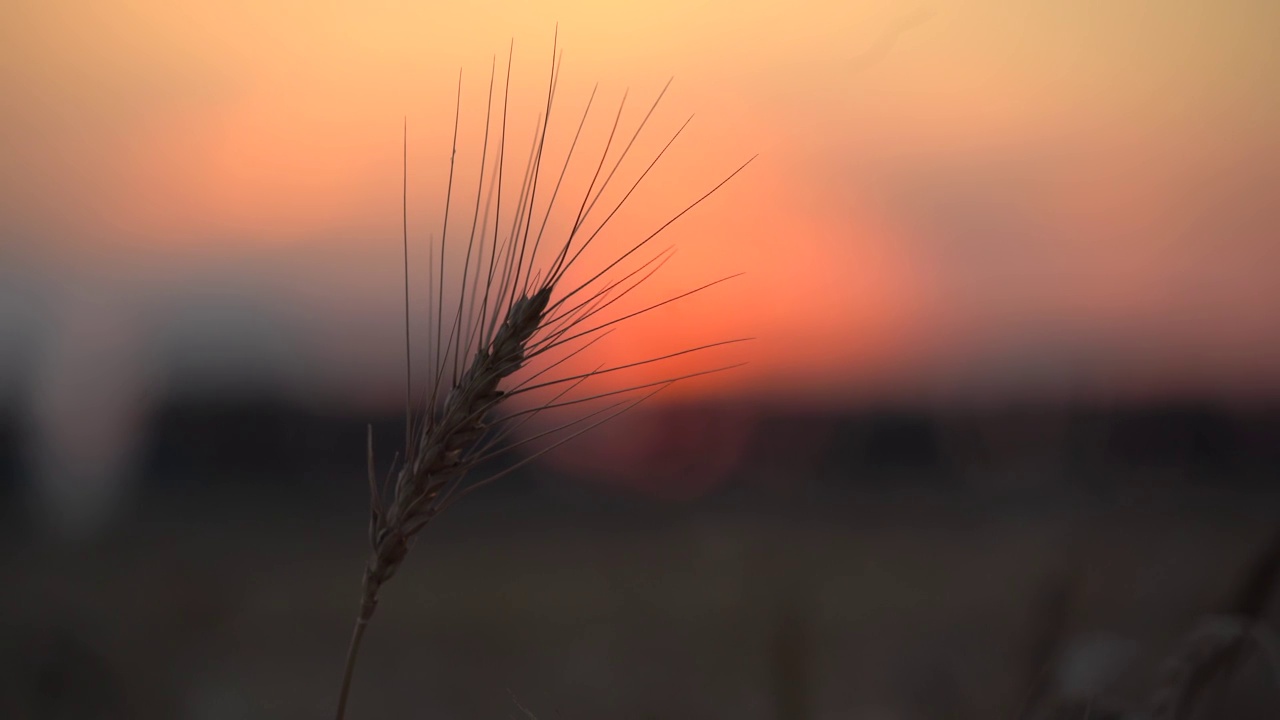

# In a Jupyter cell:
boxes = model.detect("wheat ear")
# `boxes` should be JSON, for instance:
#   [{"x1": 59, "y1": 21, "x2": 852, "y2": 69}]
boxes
[{"x1": 333, "y1": 33, "x2": 752, "y2": 719}]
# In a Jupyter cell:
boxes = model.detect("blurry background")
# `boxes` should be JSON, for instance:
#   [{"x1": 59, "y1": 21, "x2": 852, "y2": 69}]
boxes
[{"x1": 2, "y1": 1, "x2": 1278, "y2": 718}]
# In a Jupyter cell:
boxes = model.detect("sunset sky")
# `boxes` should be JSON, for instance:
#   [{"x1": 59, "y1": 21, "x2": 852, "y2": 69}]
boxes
[{"x1": 4, "y1": 1, "x2": 1280, "y2": 520}]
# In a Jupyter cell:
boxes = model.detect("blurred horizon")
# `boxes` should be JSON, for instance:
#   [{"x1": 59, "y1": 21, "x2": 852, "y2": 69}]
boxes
[{"x1": 3, "y1": 1, "x2": 1280, "y2": 532}]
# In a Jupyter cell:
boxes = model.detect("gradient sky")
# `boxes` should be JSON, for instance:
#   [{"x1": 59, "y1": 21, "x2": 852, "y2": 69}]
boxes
[
  {"x1": 5, "y1": 0, "x2": 1280, "y2": 529},
  {"x1": 4, "y1": 0, "x2": 1280, "y2": 415}
]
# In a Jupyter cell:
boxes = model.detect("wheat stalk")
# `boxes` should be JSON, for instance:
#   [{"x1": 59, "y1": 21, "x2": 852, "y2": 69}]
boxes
[
  {"x1": 1143, "y1": 528, "x2": 1280, "y2": 720},
  {"x1": 333, "y1": 33, "x2": 752, "y2": 719}
]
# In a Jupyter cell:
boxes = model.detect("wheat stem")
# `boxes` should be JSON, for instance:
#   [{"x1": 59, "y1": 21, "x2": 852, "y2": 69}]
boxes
[{"x1": 334, "y1": 614, "x2": 371, "y2": 720}]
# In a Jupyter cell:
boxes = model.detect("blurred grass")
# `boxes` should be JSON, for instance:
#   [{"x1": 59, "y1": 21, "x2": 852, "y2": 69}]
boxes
[{"x1": 2, "y1": 484, "x2": 1276, "y2": 718}]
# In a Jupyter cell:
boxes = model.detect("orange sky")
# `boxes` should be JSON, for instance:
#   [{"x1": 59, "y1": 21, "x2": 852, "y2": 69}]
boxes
[{"x1": 4, "y1": 0, "x2": 1280, "y2": 410}]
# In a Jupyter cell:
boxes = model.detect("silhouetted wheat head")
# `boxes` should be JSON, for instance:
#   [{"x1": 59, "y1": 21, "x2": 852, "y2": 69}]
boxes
[{"x1": 333, "y1": 34, "x2": 753, "y2": 718}]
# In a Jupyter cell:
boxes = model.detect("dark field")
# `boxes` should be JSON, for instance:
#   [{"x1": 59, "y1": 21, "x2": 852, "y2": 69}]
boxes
[{"x1": 4, "y1": 486, "x2": 1278, "y2": 719}]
